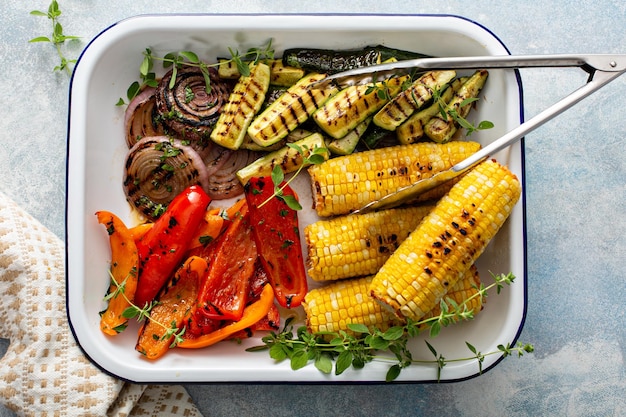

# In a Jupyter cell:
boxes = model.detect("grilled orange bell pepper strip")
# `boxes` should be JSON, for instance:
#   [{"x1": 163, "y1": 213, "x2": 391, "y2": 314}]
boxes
[
  {"x1": 178, "y1": 283, "x2": 274, "y2": 349},
  {"x1": 96, "y1": 211, "x2": 139, "y2": 336},
  {"x1": 196, "y1": 200, "x2": 257, "y2": 321},
  {"x1": 186, "y1": 209, "x2": 227, "y2": 251},
  {"x1": 136, "y1": 256, "x2": 208, "y2": 360},
  {"x1": 134, "y1": 185, "x2": 211, "y2": 308},
  {"x1": 244, "y1": 177, "x2": 308, "y2": 308}
]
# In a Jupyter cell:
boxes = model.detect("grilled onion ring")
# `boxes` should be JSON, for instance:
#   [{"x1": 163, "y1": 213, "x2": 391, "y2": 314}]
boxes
[
  {"x1": 123, "y1": 136, "x2": 209, "y2": 220},
  {"x1": 124, "y1": 87, "x2": 166, "y2": 148},
  {"x1": 155, "y1": 66, "x2": 231, "y2": 150},
  {"x1": 206, "y1": 149, "x2": 259, "y2": 200}
]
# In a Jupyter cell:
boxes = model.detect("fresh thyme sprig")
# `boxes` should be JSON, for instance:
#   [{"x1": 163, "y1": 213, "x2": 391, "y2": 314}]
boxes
[
  {"x1": 247, "y1": 271, "x2": 534, "y2": 382},
  {"x1": 29, "y1": 1, "x2": 80, "y2": 76},
  {"x1": 258, "y1": 144, "x2": 329, "y2": 211},
  {"x1": 118, "y1": 39, "x2": 275, "y2": 106},
  {"x1": 431, "y1": 86, "x2": 494, "y2": 136},
  {"x1": 103, "y1": 269, "x2": 185, "y2": 347}
]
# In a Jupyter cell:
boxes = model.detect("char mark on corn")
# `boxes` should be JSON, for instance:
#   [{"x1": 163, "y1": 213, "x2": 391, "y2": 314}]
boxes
[
  {"x1": 305, "y1": 205, "x2": 435, "y2": 282},
  {"x1": 308, "y1": 141, "x2": 482, "y2": 217},
  {"x1": 369, "y1": 159, "x2": 521, "y2": 321}
]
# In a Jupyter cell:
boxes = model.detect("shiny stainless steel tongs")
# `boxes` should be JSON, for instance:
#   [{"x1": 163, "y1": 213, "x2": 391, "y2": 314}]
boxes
[{"x1": 314, "y1": 54, "x2": 626, "y2": 214}]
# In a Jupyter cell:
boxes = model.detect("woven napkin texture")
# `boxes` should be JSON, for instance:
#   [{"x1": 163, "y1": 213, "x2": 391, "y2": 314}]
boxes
[{"x1": 0, "y1": 191, "x2": 202, "y2": 417}]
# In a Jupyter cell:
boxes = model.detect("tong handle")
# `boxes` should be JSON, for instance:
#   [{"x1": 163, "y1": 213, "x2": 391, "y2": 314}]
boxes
[
  {"x1": 318, "y1": 54, "x2": 626, "y2": 88},
  {"x1": 403, "y1": 54, "x2": 626, "y2": 73},
  {"x1": 453, "y1": 58, "x2": 626, "y2": 172}
]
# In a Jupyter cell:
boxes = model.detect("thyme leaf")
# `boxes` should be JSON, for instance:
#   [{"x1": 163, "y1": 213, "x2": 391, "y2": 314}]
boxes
[
  {"x1": 29, "y1": 1, "x2": 80, "y2": 76},
  {"x1": 247, "y1": 272, "x2": 533, "y2": 381},
  {"x1": 119, "y1": 39, "x2": 274, "y2": 105}
]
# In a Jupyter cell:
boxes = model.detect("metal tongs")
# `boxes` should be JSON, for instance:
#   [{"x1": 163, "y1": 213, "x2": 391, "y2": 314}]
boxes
[{"x1": 314, "y1": 54, "x2": 626, "y2": 214}]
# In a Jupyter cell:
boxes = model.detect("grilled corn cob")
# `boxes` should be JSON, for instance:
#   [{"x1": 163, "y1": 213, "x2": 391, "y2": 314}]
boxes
[
  {"x1": 303, "y1": 265, "x2": 483, "y2": 336},
  {"x1": 305, "y1": 204, "x2": 435, "y2": 282},
  {"x1": 369, "y1": 159, "x2": 521, "y2": 321},
  {"x1": 418, "y1": 264, "x2": 483, "y2": 327},
  {"x1": 303, "y1": 276, "x2": 400, "y2": 336},
  {"x1": 307, "y1": 140, "x2": 481, "y2": 217}
]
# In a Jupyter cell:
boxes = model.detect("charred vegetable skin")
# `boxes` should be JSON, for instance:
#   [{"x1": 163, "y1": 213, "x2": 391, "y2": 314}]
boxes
[
  {"x1": 96, "y1": 211, "x2": 139, "y2": 335},
  {"x1": 196, "y1": 199, "x2": 257, "y2": 322},
  {"x1": 134, "y1": 185, "x2": 211, "y2": 308},
  {"x1": 155, "y1": 66, "x2": 232, "y2": 145},
  {"x1": 282, "y1": 45, "x2": 429, "y2": 74},
  {"x1": 245, "y1": 177, "x2": 308, "y2": 308},
  {"x1": 136, "y1": 256, "x2": 206, "y2": 359}
]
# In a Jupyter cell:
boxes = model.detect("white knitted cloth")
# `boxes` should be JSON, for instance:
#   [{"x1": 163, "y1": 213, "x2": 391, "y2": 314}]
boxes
[{"x1": 0, "y1": 191, "x2": 202, "y2": 416}]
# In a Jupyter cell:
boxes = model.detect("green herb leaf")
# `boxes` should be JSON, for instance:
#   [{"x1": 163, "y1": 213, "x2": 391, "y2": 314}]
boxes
[
  {"x1": 314, "y1": 352, "x2": 333, "y2": 374},
  {"x1": 335, "y1": 350, "x2": 353, "y2": 375}
]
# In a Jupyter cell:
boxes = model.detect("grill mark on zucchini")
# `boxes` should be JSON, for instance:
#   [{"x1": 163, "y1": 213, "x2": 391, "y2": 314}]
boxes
[
  {"x1": 313, "y1": 75, "x2": 409, "y2": 139},
  {"x1": 247, "y1": 73, "x2": 338, "y2": 147},
  {"x1": 210, "y1": 63, "x2": 271, "y2": 150},
  {"x1": 373, "y1": 70, "x2": 457, "y2": 131},
  {"x1": 424, "y1": 70, "x2": 489, "y2": 143}
]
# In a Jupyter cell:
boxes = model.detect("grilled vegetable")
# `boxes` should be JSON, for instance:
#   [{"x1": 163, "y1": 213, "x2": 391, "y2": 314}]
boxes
[
  {"x1": 308, "y1": 141, "x2": 481, "y2": 217},
  {"x1": 196, "y1": 199, "x2": 257, "y2": 322},
  {"x1": 136, "y1": 256, "x2": 207, "y2": 359},
  {"x1": 313, "y1": 74, "x2": 409, "y2": 139},
  {"x1": 396, "y1": 77, "x2": 467, "y2": 145},
  {"x1": 247, "y1": 73, "x2": 338, "y2": 147},
  {"x1": 178, "y1": 283, "x2": 274, "y2": 349},
  {"x1": 267, "y1": 60, "x2": 307, "y2": 86},
  {"x1": 282, "y1": 45, "x2": 429, "y2": 74},
  {"x1": 245, "y1": 177, "x2": 308, "y2": 308},
  {"x1": 303, "y1": 265, "x2": 482, "y2": 336},
  {"x1": 373, "y1": 70, "x2": 457, "y2": 131},
  {"x1": 96, "y1": 211, "x2": 139, "y2": 336},
  {"x1": 424, "y1": 69, "x2": 489, "y2": 143},
  {"x1": 134, "y1": 185, "x2": 211, "y2": 308},
  {"x1": 304, "y1": 276, "x2": 401, "y2": 337},
  {"x1": 326, "y1": 117, "x2": 372, "y2": 155},
  {"x1": 236, "y1": 132, "x2": 328, "y2": 185},
  {"x1": 369, "y1": 159, "x2": 521, "y2": 321},
  {"x1": 210, "y1": 62, "x2": 271, "y2": 150},
  {"x1": 218, "y1": 59, "x2": 306, "y2": 87},
  {"x1": 418, "y1": 265, "x2": 483, "y2": 327},
  {"x1": 282, "y1": 47, "x2": 381, "y2": 74},
  {"x1": 305, "y1": 204, "x2": 435, "y2": 282}
]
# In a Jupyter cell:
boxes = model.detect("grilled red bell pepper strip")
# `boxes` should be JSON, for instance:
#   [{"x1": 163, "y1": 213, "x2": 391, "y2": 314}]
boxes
[
  {"x1": 134, "y1": 185, "x2": 211, "y2": 307},
  {"x1": 196, "y1": 199, "x2": 257, "y2": 321},
  {"x1": 244, "y1": 177, "x2": 308, "y2": 308},
  {"x1": 178, "y1": 283, "x2": 274, "y2": 349}
]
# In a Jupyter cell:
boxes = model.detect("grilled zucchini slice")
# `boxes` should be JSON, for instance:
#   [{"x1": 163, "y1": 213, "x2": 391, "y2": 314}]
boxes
[
  {"x1": 247, "y1": 73, "x2": 338, "y2": 148},
  {"x1": 396, "y1": 77, "x2": 467, "y2": 144},
  {"x1": 210, "y1": 62, "x2": 271, "y2": 150},
  {"x1": 327, "y1": 117, "x2": 372, "y2": 155},
  {"x1": 312, "y1": 74, "x2": 409, "y2": 140},
  {"x1": 236, "y1": 132, "x2": 328, "y2": 184},
  {"x1": 424, "y1": 69, "x2": 489, "y2": 143},
  {"x1": 373, "y1": 70, "x2": 457, "y2": 131}
]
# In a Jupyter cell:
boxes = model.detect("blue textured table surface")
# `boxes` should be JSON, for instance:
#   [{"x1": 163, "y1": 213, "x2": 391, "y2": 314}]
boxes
[{"x1": 2, "y1": 1, "x2": 625, "y2": 416}]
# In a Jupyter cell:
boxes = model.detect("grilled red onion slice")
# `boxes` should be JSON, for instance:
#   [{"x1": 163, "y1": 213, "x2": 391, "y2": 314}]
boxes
[
  {"x1": 123, "y1": 136, "x2": 209, "y2": 219},
  {"x1": 155, "y1": 66, "x2": 231, "y2": 151},
  {"x1": 124, "y1": 87, "x2": 166, "y2": 148},
  {"x1": 206, "y1": 149, "x2": 259, "y2": 200}
]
